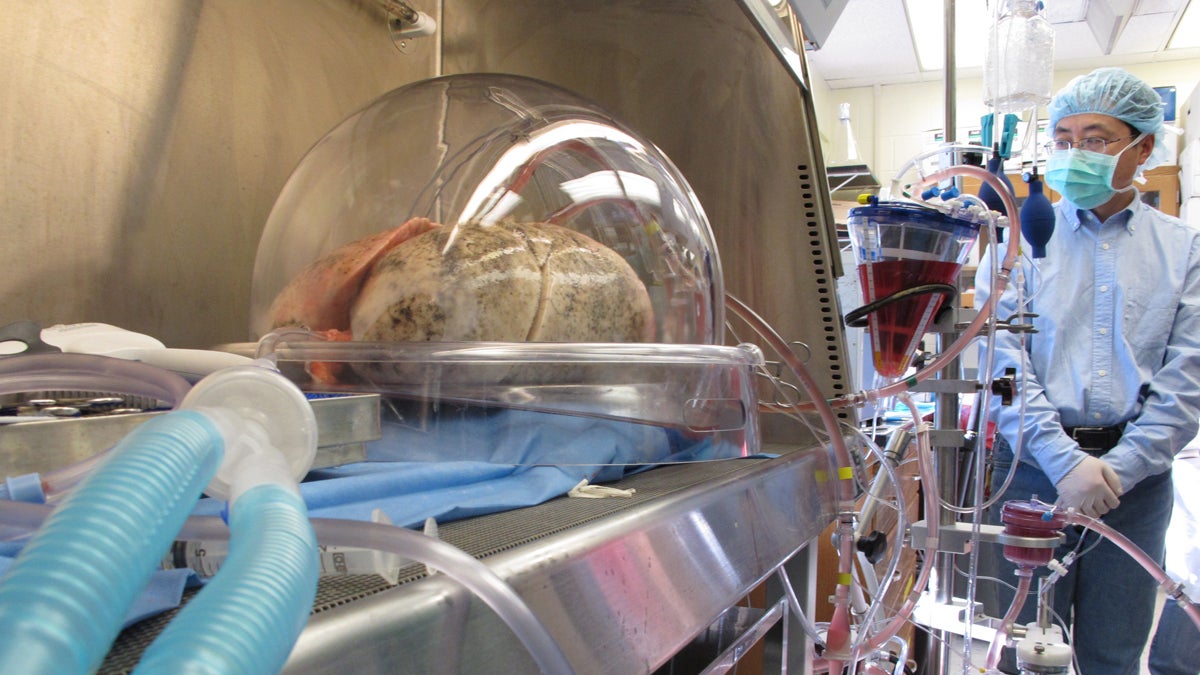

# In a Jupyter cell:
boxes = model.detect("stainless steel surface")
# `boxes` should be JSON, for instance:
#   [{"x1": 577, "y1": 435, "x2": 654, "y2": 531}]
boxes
[
  {"x1": 281, "y1": 442, "x2": 837, "y2": 674},
  {"x1": 0, "y1": 394, "x2": 380, "y2": 476},
  {"x1": 943, "y1": 0, "x2": 957, "y2": 145}
]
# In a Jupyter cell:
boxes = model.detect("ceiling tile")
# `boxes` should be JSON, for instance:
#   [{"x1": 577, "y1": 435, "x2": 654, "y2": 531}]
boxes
[{"x1": 1054, "y1": 21, "x2": 1105, "y2": 59}]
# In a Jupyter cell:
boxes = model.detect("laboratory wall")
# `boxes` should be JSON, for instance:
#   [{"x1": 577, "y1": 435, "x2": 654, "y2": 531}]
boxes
[{"x1": 809, "y1": 60, "x2": 1200, "y2": 187}]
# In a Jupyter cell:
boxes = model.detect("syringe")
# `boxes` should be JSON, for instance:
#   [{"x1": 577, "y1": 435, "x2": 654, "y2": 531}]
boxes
[
  {"x1": 161, "y1": 511, "x2": 437, "y2": 585},
  {"x1": 161, "y1": 539, "x2": 406, "y2": 585}
]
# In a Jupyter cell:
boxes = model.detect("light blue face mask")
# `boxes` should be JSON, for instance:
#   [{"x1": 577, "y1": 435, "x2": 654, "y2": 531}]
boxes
[{"x1": 1044, "y1": 133, "x2": 1145, "y2": 210}]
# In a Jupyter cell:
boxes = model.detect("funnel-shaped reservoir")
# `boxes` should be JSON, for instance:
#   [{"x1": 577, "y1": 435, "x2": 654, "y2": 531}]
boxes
[{"x1": 846, "y1": 201, "x2": 981, "y2": 378}]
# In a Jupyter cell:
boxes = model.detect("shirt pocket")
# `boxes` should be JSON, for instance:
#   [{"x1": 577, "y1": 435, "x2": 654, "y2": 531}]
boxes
[{"x1": 1122, "y1": 296, "x2": 1175, "y2": 351}]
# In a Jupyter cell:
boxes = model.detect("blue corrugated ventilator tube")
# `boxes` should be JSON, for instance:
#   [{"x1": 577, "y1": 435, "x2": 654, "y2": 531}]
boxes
[{"x1": 0, "y1": 361, "x2": 321, "y2": 674}]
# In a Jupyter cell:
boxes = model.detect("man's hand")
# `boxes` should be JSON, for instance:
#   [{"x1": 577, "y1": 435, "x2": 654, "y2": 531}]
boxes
[{"x1": 1055, "y1": 456, "x2": 1123, "y2": 518}]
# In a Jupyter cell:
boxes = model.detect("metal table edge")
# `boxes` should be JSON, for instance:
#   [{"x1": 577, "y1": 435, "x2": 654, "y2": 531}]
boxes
[{"x1": 284, "y1": 440, "x2": 840, "y2": 674}]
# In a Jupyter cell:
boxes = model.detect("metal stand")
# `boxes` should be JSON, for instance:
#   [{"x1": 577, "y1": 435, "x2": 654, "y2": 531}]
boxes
[
  {"x1": 917, "y1": 309, "x2": 977, "y2": 674},
  {"x1": 905, "y1": 307, "x2": 1057, "y2": 674}
]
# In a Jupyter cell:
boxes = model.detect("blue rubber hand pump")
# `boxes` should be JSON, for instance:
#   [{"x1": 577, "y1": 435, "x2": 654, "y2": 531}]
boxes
[{"x1": 1020, "y1": 168, "x2": 1055, "y2": 258}]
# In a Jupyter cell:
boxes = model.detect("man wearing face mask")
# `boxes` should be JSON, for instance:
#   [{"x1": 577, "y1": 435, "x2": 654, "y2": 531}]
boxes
[{"x1": 975, "y1": 67, "x2": 1200, "y2": 673}]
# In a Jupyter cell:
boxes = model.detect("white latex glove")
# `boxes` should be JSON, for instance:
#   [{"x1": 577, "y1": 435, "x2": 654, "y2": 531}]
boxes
[{"x1": 1055, "y1": 456, "x2": 1123, "y2": 518}]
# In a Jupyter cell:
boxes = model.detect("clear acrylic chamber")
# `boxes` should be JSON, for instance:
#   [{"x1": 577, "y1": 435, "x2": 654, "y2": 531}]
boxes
[{"x1": 241, "y1": 74, "x2": 761, "y2": 467}]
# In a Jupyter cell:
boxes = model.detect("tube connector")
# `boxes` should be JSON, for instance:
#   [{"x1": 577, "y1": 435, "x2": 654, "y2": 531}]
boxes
[
  {"x1": 1045, "y1": 559, "x2": 1068, "y2": 577},
  {"x1": 181, "y1": 362, "x2": 318, "y2": 502}
]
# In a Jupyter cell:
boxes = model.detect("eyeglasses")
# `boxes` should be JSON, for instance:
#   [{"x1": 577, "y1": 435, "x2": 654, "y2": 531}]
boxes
[{"x1": 1042, "y1": 135, "x2": 1136, "y2": 155}]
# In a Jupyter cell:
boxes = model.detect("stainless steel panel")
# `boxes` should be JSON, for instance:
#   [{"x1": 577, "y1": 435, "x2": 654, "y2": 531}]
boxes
[
  {"x1": 0, "y1": 394, "x2": 380, "y2": 476},
  {"x1": 282, "y1": 443, "x2": 837, "y2": 674},
  {"x1": 0, "y1": 0, "x2": 436, "y2": 350}
]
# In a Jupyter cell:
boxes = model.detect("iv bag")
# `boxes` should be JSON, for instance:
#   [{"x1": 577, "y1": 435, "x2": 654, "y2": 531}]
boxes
[{"x1": 983, "y1": 0, "x2": 1054, "y2": 113}]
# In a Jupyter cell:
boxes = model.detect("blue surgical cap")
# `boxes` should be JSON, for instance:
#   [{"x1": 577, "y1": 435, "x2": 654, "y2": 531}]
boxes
[{"x1": 1048, "y1": 67, "x2": 1171, "y2": 170}]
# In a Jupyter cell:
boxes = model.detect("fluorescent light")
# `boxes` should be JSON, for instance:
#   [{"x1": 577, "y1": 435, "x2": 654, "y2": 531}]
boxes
[
  {"x1": 1168, "y1": 0, "x2": 1200, "y2": 49},
  {"x1": 1043, "y1": 0, "x2": 1088, "y2": 23},
  {"x1": 907, "y1": 0, "x2": 943, "y2": 69},
  {"x1": 906, "y1": 0, "x2": 992, "y2": 71}
]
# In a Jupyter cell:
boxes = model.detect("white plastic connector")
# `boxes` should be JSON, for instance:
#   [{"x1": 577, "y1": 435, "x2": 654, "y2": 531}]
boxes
[
  {"x1": 1015, "y1": 623, "x2": 1071, "y2": 670},
  {"x1": 394, "y1": 11, "x2": 436, "y2": 37},
  {"x1": 181, "y1": 362, "x2": 318, "y2": 502}
]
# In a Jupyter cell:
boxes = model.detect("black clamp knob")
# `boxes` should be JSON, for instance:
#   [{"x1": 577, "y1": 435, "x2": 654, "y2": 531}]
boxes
[
  {"x1": 991, "y1": 367, "x2": 1017, "y2": 406},
  {"x1": 856, "y1": 530, "x2": 889, "y2": 565}
]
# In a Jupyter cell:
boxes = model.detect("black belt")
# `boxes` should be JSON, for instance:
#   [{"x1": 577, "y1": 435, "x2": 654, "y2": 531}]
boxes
[{"x1": 1064, "y1": 425, "x2": 1124, "y2": 456}]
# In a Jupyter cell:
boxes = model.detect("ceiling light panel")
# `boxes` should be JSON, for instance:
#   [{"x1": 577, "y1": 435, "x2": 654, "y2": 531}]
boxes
[
  {"x1": 1044, "y1": 0, "x2": 1090, "y2": 22},
  {"x1": 1168, "y1": 0, "x2": 1200, "y2": 48},
  {"x1": 1114, "y1": 12, "x2": 1176, "y2": 52},
  {"x1": 905, "y1": 0, "x2": 988, "y2": 70}
]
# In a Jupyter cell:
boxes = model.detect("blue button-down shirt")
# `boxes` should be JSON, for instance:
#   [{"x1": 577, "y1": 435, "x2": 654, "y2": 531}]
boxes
[{"x1": 975, "y1": 193, "x2": 1200, "y2": 490}]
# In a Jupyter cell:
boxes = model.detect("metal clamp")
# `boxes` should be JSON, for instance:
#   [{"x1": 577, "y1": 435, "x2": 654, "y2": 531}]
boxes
[{"x1": 909, "y1": 520, "x2": 1064, "y2": 555}]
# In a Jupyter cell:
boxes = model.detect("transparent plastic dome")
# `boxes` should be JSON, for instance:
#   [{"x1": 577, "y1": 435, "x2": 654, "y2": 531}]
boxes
[{"x1": 249, "y1": 73, "x2": 724, "y2": 346}]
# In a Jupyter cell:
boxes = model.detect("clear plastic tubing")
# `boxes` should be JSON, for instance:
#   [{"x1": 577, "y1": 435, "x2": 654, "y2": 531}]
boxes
[
  {"x1": 0, "y1": 352, "x2": 192, "y2": 406},
  {"x1": 723, "y1": 295, "x2": 859, "y2": 670},
  {"x1": 134, "y1": 483, "x2": 319, "y2": 674},
  {"x1": 752, "y1": 161, "x2": 1020, "y2": 417},
  {"x1": 303, "y1": 517, "x2": 575, "y2": 675},
  {"x1": 848, "y1": 395, "x2": 940, "y2": 659},
  {"x1": 177, "y1": 515, "x2": 575, "y2": 674},
  {"x1": 0, "y1": 353, "x2": 194, "y2": 503},
  {"x1": 0, "y1": 411, "x2": 223, "y2": 674},
  {"x1": 842, "y1": 424, "x2": 910, "y2": 654},
  {"x1": 0, "y1": 503, "x2": 574, "y2": 675}
]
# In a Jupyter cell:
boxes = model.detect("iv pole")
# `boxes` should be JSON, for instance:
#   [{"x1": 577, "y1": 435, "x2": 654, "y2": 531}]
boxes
[{"x1": 922, "y1": 2, "x2": 963, "y2": 673}]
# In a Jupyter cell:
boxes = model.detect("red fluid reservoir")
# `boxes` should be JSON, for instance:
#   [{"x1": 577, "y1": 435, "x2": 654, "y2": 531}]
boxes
[
  {"x1": 1001, "y1": 500, "x2": 1065, "y2": 568},
  {"x1": 847, "y1": 201, "x2": 982, "y2": 378}
]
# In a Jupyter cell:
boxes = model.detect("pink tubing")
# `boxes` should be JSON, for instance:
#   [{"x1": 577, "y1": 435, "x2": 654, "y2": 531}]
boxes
[
  {"x1": 757, "y1": 163, "x2": 1022, "y2": 419},
  {"x1": 730, "y1": 163, "x2": 1024, "y2": 662},
  {"x1": 846, "y1": 395, "x2": 940, "y2": 660},
  {"x1": 740, "y1": 164, "x2": 1024, "y2": 668},
  {"x1": 1065, "y1": 511, "x2": 1200, "y2": 632},
  {"x1": 985, "y1": 568, "x2": 1033, "y2": 670}
]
